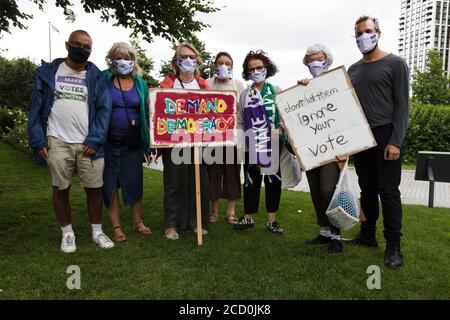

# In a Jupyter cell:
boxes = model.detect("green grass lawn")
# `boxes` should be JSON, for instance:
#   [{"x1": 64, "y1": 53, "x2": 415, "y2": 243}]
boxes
[{"x1": 0, "y1": 142, "x2": 449, "y2": 300}]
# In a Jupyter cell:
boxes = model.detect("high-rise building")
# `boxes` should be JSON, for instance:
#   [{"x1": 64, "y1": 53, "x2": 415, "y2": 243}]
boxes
[{"x1": 399, "y1": 0, "x2": 450, "y2": 75}]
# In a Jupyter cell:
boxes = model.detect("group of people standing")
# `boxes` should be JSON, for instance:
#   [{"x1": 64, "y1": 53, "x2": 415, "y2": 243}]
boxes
[{"x1": 28, "y1": 15, "x2": 409, "y2": 268}]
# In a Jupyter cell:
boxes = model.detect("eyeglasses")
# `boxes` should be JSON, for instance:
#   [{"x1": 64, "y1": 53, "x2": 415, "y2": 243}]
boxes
[
  {"x1": 179, "y1": 54, "x2": 196, "y2": 60},
  {"x1": 67, "y1": 41, "x2": 92, "y2": 51},
  {"x1": 248, "y1": 65, "x2": 265, "y2": 73}
]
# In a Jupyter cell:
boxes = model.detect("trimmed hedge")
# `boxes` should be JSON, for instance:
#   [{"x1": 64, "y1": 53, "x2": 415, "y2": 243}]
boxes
[{"x1": 403, "y1": 102, "x2": 450, "y2": 164}]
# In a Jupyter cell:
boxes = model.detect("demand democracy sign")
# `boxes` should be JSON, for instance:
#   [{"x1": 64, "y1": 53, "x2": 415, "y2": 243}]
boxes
[
  {"x1": 275, "y1": 66, "x2": 376, "y2": 171},
  {"x1": 149, "y1": 88, "x2": 237, "y2": 148}
]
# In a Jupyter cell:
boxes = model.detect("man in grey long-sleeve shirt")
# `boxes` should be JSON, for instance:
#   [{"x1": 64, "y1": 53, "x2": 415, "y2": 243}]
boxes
[{"x1": 347, "y1": 16, "x2": 409, "y2": 268}]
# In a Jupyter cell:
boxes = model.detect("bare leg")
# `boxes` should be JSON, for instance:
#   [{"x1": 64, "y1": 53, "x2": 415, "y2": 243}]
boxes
[
  {"x1": 132, "y1": 199, "x2": 151, "y2": 235},
  {"x1": 226, "y1": 200, "x2": 236, "y2": 217},
  {"x1": 85, "y1": 187, "x2": 103, "y2": 224},
  {"x1": 267, "y1": 212, "x2": 276, "y2": 224},
  {"x1": 210, "y1": 200, "x2": 219, "y2": 222},
  {"x1": 226, "y1": 200, "x2": 238, "y2": 224},
  {"x1": 53, "y1": 186, "x2": 71, "y2": 227},
  {"x1": 108, "y1": 186, "x2": 126, "y2": 241}
]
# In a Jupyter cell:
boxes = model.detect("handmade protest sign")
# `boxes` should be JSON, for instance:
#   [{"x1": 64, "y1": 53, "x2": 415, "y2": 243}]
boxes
[
  {"x1": 275, "y1": 66, "x2": 376, "y2": 171},
  {"x1": 148, "y1": 88, "x2": 237, "y2": 246},
  {"x1": 149, "y1": 88, "x2": 237, "y2": 148}
]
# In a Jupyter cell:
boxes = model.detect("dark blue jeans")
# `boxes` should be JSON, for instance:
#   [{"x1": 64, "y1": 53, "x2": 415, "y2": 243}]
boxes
[{"x1": 353, "y1": 124, "x2": 403, "y2": 242}]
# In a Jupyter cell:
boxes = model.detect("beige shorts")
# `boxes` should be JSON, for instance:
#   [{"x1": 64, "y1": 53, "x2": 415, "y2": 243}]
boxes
[{"x1": 47, "y1": 136, "x2": 104, "y2": 190}]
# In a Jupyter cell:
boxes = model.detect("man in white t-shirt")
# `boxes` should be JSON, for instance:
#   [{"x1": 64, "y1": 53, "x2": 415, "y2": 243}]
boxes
[{"x1": 28, "y1": 30, "x2": 114, "y2": 253}]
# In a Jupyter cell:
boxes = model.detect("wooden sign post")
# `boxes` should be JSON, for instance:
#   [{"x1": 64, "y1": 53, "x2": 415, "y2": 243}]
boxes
[
  {"x1": 149, "y1": 88, "x2": 238, "y2": 246},
  {"x1": 275, "y1": 66, "x2": 377, "y2": 171}
]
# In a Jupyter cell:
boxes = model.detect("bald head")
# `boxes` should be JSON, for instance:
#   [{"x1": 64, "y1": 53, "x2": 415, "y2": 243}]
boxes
[{"x1": 68, "y1": 30, "x2": 91, "y2": 43}]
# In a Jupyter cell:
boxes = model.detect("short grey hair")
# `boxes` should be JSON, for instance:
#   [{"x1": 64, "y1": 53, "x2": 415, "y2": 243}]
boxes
[
  {"x1": 303, "y1": 44, "x2": 334, "y2": 67},
  {"x1": 105, "y1": 42, "x2": 143, "y2": 77}
]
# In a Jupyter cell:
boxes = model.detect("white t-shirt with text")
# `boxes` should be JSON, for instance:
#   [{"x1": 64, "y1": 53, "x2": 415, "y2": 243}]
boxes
[{"x1": 47, "y1": 62, "x2": 89, "y2": 144}]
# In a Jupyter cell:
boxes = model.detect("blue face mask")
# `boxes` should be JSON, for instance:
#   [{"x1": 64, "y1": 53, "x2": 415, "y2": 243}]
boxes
[
  {"x1": 114, "y1": 59, "x2": 134, "y2": 75},
  {"x1": 308, "y1": 60, "x2": 328, "y2": 77},
  {"x1": 178, "y1": 57, "x2": 197, "y2": 74},
  {"x1": 250, "y1": 68, "x2": 267, "y2": 84}
]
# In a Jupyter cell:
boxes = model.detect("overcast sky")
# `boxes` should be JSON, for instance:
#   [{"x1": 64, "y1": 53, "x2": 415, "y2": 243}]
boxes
[{"x1": 1, "y1": 0, "x2": 402, "y2": 88}]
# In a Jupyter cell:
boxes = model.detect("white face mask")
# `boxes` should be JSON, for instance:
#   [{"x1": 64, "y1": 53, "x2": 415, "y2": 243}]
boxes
[
  {"x1": 114, "y1": 59, "x2": 134, "y2": 75},
  {"x1": 178, "y1": 57, "x2": 197, "y2": 74},
  {"x1": 250, "y1": 68, "x2": 267, "y2": 84},
  {"x1": 216, "y1": 64, "x2": 233, "y2": 80},
  {"x1": 356, "y1": 33, "x2": 379, "y2": 54},
  {"x1": 307, "y1": 60, "x2": 327, "y2": 77}
]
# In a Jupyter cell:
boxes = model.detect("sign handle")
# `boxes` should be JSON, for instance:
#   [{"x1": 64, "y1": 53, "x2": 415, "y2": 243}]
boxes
[{"x1": 194, "y1": 146, "x2": 203, "y2": 246}]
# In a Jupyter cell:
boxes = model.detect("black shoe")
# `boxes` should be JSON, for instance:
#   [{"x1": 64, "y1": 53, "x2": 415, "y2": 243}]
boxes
[
  {"x1": 384, "y1": 241, "x2": 403, "y2": 268},
  {"x1": 345, "y1": 231, "x2": 378, "y2": 247},
  {"x1": 307, "y1": 234, "x2": 332, "y2": 245},
  {"x1": 266, "y1": 221, "x2": 284, "y2": 235},
  {"x1": 234, "y1": 216, "x2": 255, "y2": 230},
  {"x1": 328, "y1": 239, "x2": 344, "y2": 254}
]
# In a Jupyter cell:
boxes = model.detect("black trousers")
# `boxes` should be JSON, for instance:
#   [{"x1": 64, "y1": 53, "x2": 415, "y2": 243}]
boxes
[
  {"x1": 306, "y1": 162, "x2": 341, "y2": 234},
  {"x1": 243, "y1": 163, "x2": 282, "y2": 215},
  {"x1": 162, "y1": 148, "x2": 210, "y2": 230},
  {"x1": 353, "y1": 124, "x2": 403, "y2": 242}
]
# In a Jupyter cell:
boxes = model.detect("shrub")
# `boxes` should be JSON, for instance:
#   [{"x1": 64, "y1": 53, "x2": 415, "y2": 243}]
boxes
[
  {"x1": 0, "y1": 56, "x2": 37, "y2": 111},
  {"x1": 0, "y1": 108, "x2": 30, "y2": 155},
  {"x1": 403, "y1": 103, "x2": 450, "y2": 164},
  {"x1": 0, "y1": 106, "x2": 16, "y2": 134}
]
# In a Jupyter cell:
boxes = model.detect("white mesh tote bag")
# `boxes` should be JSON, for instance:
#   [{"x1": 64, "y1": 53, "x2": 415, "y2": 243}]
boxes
[{"x1": 325, "y1": 160, "x2": 360, "y2": 231}]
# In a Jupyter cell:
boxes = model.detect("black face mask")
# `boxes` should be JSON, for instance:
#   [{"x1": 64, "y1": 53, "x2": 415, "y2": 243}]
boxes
[{"x1": 68, "y1": 44, "x2": 91, "y2": 64}]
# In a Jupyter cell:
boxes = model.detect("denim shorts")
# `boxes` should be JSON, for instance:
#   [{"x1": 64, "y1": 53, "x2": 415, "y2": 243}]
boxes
[{"x1": 103, "y1": 135, "x2": 144, "y2": 207}]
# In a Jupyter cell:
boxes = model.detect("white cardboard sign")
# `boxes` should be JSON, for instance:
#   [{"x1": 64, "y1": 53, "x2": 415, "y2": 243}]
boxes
[{"x1": 275, "y1": 66, "x2": 376, "y2": 171}]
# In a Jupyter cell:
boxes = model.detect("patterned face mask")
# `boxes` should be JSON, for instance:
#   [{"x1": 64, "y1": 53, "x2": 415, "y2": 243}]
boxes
[
  {"x1": 216, "y1": 64, "x2": 233, "y2": 80},
  {"x1": 178, "y1": 57, "x2": 197, "y2": 74},
  {"x1": 114, "y1": 59, "x2": 134, "y2": 75},
  {"x1": 250, "y1": 68, "x2": 267, "y2": 84},
  {"x1": 356, "y1": 33, "x2": 379, "y2": 54}
]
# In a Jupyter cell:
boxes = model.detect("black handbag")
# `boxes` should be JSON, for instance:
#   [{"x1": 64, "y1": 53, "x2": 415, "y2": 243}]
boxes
[{"x1": 117, "y1": 77, "x2": 141, "y2": 150}]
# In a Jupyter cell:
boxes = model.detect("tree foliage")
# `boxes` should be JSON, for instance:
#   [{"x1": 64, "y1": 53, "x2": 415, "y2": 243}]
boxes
[
  {"x1": 412, "y1": 49, "x2": 450, "y2": 105},
  {"x1": 0, "y1": 56, "x2": 38, "y2": 111},
  {"x1": 159, "y1": 35, "x2": 215, "y2": 80},
  {"x1": 129, "y1": 38, "x2": 159, "y2": 88},
  {"x1": 0, "y1": 0, "x2": 219, "y2": 43}
]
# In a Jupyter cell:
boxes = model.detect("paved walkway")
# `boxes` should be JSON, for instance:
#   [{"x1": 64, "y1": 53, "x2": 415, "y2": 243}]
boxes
[{"x1": 145, "y1": 163, "x2": 450, "y2": 209}]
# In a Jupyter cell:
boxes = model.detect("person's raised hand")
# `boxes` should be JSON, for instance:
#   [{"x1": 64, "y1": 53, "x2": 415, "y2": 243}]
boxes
[
  {"x1": 336, "y1": 155, "x2": 348, "y2": 162},
  {"x1": 297, "y1": 79, "x2": 310, "y2": 86}
]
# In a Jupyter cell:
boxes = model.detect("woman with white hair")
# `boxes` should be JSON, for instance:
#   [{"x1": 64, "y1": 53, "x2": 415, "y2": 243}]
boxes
[
  {"x1": 298, "y1": 44, "x2": 346, "y2": 254},
  {"x1": 102, "y1": 42, "x2": 152, "y2": 242}
]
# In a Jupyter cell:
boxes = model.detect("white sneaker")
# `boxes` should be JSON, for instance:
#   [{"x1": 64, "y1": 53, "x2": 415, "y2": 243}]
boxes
[
  {"x1": 194, "y1": 228, "x2": 208, "y2": 235},
  {"x1": 92, "y1": 233, "x2": 115, "y2": 249},
  {"x1": 61, "y1": 233, "x2": 76, "y2": 253}
]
